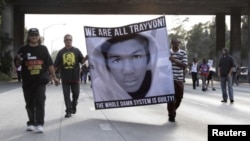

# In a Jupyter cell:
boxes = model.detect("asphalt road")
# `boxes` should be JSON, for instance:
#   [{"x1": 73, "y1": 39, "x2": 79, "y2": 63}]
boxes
[{"x1": 0, "y1": 78, "x2": 249, "y2": 141}]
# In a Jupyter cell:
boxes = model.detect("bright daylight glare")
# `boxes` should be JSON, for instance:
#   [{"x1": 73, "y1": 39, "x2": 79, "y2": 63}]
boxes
[{"x1": 25, "y1": 14, "x2": 230, "y2": 55}]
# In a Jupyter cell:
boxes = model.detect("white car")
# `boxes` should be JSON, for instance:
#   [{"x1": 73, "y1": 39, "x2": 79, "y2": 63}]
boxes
[{"x1": 240, "y1": 67, "x2": 248, "y2": 76}]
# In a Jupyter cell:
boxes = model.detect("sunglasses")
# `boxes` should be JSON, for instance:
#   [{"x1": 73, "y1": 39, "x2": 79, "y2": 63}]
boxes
[
  {"x1": 29, "y1": 33, "x2": 39, "y2": 36},
  {"x1": 64, "y1": 39, "x2": 72, "y2": 41}
]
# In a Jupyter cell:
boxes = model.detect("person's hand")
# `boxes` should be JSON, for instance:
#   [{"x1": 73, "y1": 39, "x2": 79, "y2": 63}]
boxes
[
  {"x1": 16, "y1": 54, "x2": 23, "y2": 60},
  {"x1": 169, "y1": 56, "x2": 175, "y2": 62},
  {"x1": 53, "y1": 78, "x2": 60, "y2": 86}
]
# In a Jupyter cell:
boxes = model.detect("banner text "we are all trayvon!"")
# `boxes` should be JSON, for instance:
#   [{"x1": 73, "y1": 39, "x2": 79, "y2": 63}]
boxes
[{"x1": 84, "y1": 16, "x2": 166, "y2": 37}]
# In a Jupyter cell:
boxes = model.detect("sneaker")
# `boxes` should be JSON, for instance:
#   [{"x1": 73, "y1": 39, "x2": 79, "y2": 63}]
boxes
[
  {"x1": 168, "y1": 117, "x2": 175, "y2": 122},
  {"x1": 230, "y1": 100, "x2": 234, "y2": 103},
  {"x1": 72, "y1": 102, "x2": 78, "y2": 114},
  {"x1": 221, "y1": 100, "x2": 227, "y2": 103},
  {"x1": 72, "y1": 108, "x2": 77, "y2": 114},
  {"x1": 72, "y1": 105, "x2": 77, "y2": 114},
  {"x1": 35, "y1": 125, "x2": 44, "y2": 133},
  {"x1": 65, "y1": 112, "x2": 72, "y2": 118},
  {"x1": 26, "y1": 125, "x2": 35, "y2": 131},
  {"x1": 212, "y1": 88, "x2": 216, "y2": 91}
]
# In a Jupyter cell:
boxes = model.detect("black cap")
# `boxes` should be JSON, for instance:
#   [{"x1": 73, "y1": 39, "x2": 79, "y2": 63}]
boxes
[{"x1": 28, "y1": 28, "x2": 39, "y2": 35}]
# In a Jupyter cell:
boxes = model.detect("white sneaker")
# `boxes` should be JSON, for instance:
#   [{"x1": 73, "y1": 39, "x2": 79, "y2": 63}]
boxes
[
  {"x1": 26, "y1": 125, "x2": 35, "y2": 131},
  {"x1": 35, "y1": 125, "x2": 44, "y2": 133}
]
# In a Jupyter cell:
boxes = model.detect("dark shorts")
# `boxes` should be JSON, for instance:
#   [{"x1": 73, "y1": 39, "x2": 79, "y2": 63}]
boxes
[{"x1": 207, "y1": 71, "x2": 214, "y2": 80}]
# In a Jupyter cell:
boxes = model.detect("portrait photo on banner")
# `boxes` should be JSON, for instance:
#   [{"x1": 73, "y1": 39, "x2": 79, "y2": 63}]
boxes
[{"x1": 84, "y1": 16, "x2": 175, "y2": 110}]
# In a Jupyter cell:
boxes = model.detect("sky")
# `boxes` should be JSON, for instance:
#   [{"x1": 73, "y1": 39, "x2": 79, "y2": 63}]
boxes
[{"x1": 25, "y1": 14, "x2": 230, "y2": 55}]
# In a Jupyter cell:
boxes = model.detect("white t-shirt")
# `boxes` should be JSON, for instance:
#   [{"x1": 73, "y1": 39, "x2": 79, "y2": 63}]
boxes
[
  {"x1": 17, "y1": 66, "x2": 22, "y2": 71},
  {"x1": 191, "y1": 62, "x2": 198, "y2": 73}
]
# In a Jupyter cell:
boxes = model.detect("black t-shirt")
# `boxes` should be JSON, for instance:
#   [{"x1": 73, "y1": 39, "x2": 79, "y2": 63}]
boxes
[
  {"x1": 17, "y1": 45, "x2": 53, "y2": 82},
  {"x1": 218, "y1": 55, "x2": 235, "y2": 77},
  {"x1": 54, "y1": 47, "x2": 84, "y2": 82}
]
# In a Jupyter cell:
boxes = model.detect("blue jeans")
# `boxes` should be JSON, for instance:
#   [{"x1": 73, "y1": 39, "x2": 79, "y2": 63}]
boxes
[{"x1": 220, "y1": 76, "x2": 234, "y2": 101}]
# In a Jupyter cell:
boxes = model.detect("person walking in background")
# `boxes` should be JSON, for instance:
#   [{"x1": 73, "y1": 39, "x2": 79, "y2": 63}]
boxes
[
  {"x1": 80, "y1": 64, "x2": 88, "y2": 84},
  {"x1": 16, "y1": 28, "x2": 60, "y2": 133},
  {"x1": 206, "y1": 67, "x2": 216, "y2": 91},
  {"x1": 189, "y1": 58, "x2": 198, "y2": 89},
  {"x1": 235, "y1": 67, "x2": 240, "y2": 85},
  {"x1": 14, "y1": 56, "x2": 22, "y2": 82},
  {"x1": 218, "y1": 48, "x2": 235, "y2": 103},
  {"x1": 54, "y1": 34, "x2": 87, "y2": 118},
  {"x1": 168, "y1": 38, "x2": 188, "y2": 122},
  {"x1": 232, "y1": 66, "x2": 239, "y2": 86},
  {"x1": 199, "y1": 58, "x2": 210, "y2": 92}
]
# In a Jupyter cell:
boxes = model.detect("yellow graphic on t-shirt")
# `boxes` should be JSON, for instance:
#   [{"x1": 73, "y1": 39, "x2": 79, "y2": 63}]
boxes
[
  {"x1": 63, "y1": 52, "x2": 75, "y2": 69},
  {"x1": 31, "y1": 69, "x2": 40, "y2": 75},
  {"x1": 28, "y1": 65, "x2": 42, "y2": 70},
  {"x1": 25, "y1": 60, "x2": 43, "y2": 75}
]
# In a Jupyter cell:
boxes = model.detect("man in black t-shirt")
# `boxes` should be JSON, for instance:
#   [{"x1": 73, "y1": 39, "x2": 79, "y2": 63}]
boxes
[
  {"x1": 16, "y1": 28, "x2": 59, "y2": 133},
  {"x1": 54, "y1": 34, "x2": 87, "y2": 118},
  {"x1": 218, "y1": 48, "x2": 235, "y2": 103}
]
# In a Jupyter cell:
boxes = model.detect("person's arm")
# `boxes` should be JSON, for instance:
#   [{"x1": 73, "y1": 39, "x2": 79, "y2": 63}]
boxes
[
  {"x1": 188, "y1": 64, "x2": 192, "y2": 74},
  {"x1": 218, "y1": 57, "x2": 222, "y2": 77},
  {"x1": 228, "y1": 67, "x2": 234, "y2": 77},
  {"x1": 82, "y1": 55, "x2": 88, "y2": 64},
  {"x1": 53, "y1": 51, "x2": 61, "y2": 73},
  {"x1": 228, "y1": 57, "x2": 235, "y2": 77},
  {"x1": 48, "y1": 65, "x2": 60, "y2": 86},
  {"x1": 218, "y1": 67, "x2": 221, "y2": 77},
  {"x1": 169, "y1": 56, "x2": 187, "y2": 69},
  {"x1": 16, "y1": 51, "x2": 23, "y2": 62}
]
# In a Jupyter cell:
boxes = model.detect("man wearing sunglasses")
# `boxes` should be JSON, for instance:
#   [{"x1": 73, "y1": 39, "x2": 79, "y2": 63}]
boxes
[{"x1": 16, "y1": 28, "x2": 60, "y2": 133}]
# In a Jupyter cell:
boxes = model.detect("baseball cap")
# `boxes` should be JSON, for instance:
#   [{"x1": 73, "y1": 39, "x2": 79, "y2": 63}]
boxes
[{"x1": 28, "y1": 28, "x2": 39, "y2": 35}]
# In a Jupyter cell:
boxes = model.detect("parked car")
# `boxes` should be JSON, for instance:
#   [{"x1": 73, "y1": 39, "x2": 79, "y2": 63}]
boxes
[
  {"x1": 240, "y1": 66, "x2": 248, "y2": 76},
  {"x1": 238, "y1": 66, "x2": 248, "y2": 82}
]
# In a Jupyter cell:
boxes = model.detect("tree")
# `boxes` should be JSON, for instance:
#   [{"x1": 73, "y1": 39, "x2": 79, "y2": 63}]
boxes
[
  {"x1": 186, "y1": 22, "x2": 211, "y2": 63},
  {"x1": 0, "y1": 0, "x2": 13, "y2": 78},
  {"x1": 168, "y1": 17, "x2": 189, "y2": 51},
  {"x1": 0, "y1": 0, "x2": 12, "y2": 14}
]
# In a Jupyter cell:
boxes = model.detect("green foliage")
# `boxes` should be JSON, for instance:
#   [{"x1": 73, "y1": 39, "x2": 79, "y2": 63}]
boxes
[
  {"x1": 170, "y1": 17, "x2": 233, "y2": 66},
  {"x1": 0, "y1": 32, "x2": 13, "y2": 77},
  {"x1": 0, "y1": 50, "x2": 12, "y2": 76},
  {"x1": 0, "y1": 31, "x2": 12, "y2": 50},
  {"x1": 186, "y1": 22, "x2": 213, "y2": 63},
  {"x1": 0, "y1": 0, "x2": 13, "y2": 78},
  {"x1": 0, "y1": 71, "x2": 11, "y2": 81},
  {"x1": 0, "y1": 0, "x2": 11, "y2": 14},
  {"x1": 168, "y1": 17, "x2": 189, "y2": 50}
]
